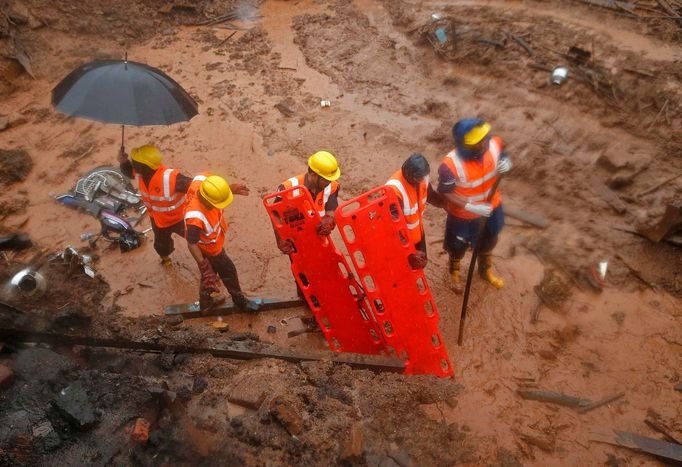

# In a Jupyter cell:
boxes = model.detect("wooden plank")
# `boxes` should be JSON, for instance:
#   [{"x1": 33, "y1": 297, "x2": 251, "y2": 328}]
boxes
[
  {"x1": 591, "y1": 430, "x2": 682, "y2": 462},
  {"x1": 578, "y1": 392, "x2": 624, "y2": 413},
  {"x1": 0, "y1": 328, "x2": 406, "y2": 372},
  {"x1": 516, "y1": 388, "x2": 592, "y2": 408},
  {"x1": 505, "y1": 206, "x2": 550, "y2": 229},
  {"x1": 164, "y1": 297, "x2": 306, "y2": 319}
]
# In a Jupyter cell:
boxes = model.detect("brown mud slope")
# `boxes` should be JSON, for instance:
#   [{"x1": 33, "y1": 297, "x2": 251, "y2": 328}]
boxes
[{"x1": 1, "y1": 0, "x2": 681, "y2": 465}]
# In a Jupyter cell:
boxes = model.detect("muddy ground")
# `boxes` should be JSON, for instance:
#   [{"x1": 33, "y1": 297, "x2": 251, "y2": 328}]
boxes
[{"x1": 1, "y1": 0, "x2": 681, "y2": 465}]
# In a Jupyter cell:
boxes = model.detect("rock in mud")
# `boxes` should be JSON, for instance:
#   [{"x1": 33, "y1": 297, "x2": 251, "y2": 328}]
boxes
[
  {"x1": 268, "y1": 395, "x2": 303, "y2": 436},
  {"x1": 339, "y1": 422, "x2": 364, "y2": 462},
  {"x1": 52, "y1": 382, "x2": 99, "y2": 431},
  {"x1": 228, "y1": 374, "x2": 271, "y2": 409},
  {"x1": 53, "y1": 305, "x2": 92, "y2": 330},
  {"x1": 0, "y1": 149, "x2": 33, "y2": 187},
  {"x1": 13, "y1": 347, "x2": 77, "y2": 383}
]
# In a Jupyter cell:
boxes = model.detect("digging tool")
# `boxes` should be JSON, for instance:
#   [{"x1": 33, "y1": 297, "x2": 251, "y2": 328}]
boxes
[{"x1": 457, "y1": 176, "x2": 503, "y2": 346}]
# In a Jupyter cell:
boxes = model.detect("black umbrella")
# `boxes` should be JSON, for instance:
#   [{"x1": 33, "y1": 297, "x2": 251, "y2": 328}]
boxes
[{"x1": 52, "y1": 58, "x2": 199, "y2": 148}]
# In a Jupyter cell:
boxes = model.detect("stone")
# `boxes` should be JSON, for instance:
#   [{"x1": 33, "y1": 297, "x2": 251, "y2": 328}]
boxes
[
  {"x1": 228, "y1": 374, "x2": 271, "y2": 409},
  {"x1": 13, "y1": 347, "x2": 76, "y2": 383},
  {"x1": 192, "y1": 376, "x2": 208, "y2": 394},
  {"x1": 0, "y1": 115, "x2": 8, "y2": 131},
  {"x1": 52, "y1": 382, "x2": 99, "y2": 430},
  {"x1": 0, "y1": 363, "x2": 13, "y2": 390},
  {"x1": 388, "y1": 449, "x2": 412, "y2": 467},
  {"x1": 340, "y1": 423, "x2": 364, "y2": 461},
  {"x1": 268, "y1": 396, "x2": 303, "y2": 436}
]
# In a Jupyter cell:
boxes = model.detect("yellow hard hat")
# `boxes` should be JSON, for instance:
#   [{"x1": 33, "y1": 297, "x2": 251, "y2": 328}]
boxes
[
  {"x1": 463, "y1": 122, "x2": 491, "y2": 146},
  {"x1": 199, "y1": 175, "x2": 234, "y2": 209},
  {"x1": 308, "y1": 151, "x2": 340, "y2": 181},
  {"x1": 130, "y1": 145, "x2": 162, "y2": 170}
]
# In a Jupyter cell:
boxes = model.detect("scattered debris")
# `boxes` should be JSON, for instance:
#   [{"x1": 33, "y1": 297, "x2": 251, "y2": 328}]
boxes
[
  {"x1": 590, "y1": 430, "x2": 682, "y2": 463},
  {"x1": 587, "y1": 260, "x2": 609, "y2": 291},
  {"x1": 578, "y1": 392, "x2": 625, "y2": 413},
  {"x1": 268, "y1": 395, "x2": 303, "y2": 436},
  {"x1": 636, "y1": 204, "x2": 682, "y2": 242},
  {"x1": 131, "y1": 417, "x2": 151, "y2": 444},
  {"x1": 320, "y1": 99, "x2": 331, "y2": 107},
  {"x1": 518, "y1": 429, "x2": 556, "y2": 452},
  {"x1": 675, "y1": 383, "x2": 682, "y2": 393},
  {"x1": 274, "y1": 101, "x2": 295, "y2": 116},
  {"x1": 0, "y1": 233, "x2": 32, "y2": 251},
  {"x1": 9, "y1": 268, "x2": 47, "y2": 299},
  {"x1": 516, "y1": 388, "x2": 592, "y2": 408},
  {"x1": 266, "y1": 325, "x2": 277, "y2": 333},
  {"x1": 0, "y1": 149, "x2": 33, "y2": 188},
  {"x1": 52, "y1": 382, "x2": 99, "y2": 431},
  {"x1": 340, "y1": 422, "x2": 365, "y2": 461},
  {"x1": 645, "y1": 409, "x2": 681, "y2": 444},
  {"x1": 504, "y1": 206, "x2": 550, "y2": 229},
  {"x1": 551, "y1": 66, "x2": 568, "y2": 85}
]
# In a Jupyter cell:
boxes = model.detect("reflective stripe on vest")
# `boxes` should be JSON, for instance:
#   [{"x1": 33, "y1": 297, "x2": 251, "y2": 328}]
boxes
[
  {"x1": 134, "y1": 167, "x2": 186, "y2": 227},
  {"x1": 184, "y1": 210, "x2": 223, "y2": 244},
  {"x1": 385, "y1": 171, "x2": 427, "y2": 241},
  {"x1": 445, "y1": 140, "x2": 500, "y2": 203},
  {"x1": 283, "y1": 175, "x2": 335, "y2": 216}
]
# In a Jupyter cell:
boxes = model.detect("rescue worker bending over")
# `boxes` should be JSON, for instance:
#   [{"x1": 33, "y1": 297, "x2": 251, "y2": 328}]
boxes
[
  {"x1": 184, "y1": 174, "x2": 255, "y2": 311},
  {"x1": 118, "y1": 145, "x2": 191, "y2": 266},
  {"x1": 437, "y1": 119, "x2": 512, "y2": 293},
  {"x1": 385, "y1": 153, "x2": 442, "y2": 270}
]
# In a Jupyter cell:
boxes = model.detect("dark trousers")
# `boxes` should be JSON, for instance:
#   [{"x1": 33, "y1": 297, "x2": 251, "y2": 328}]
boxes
[
  {"x1": 205, "y1": 250, "x2": 245, "y2": 302},
  {"x1": 151, "y1": 219, "x2": 185, "y2": 257}
]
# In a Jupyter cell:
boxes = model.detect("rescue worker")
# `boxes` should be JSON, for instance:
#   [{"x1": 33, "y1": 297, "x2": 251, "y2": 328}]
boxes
[
  {"x1": 437, "y1": 119, "x2": 513, "y2": 294},
  {"x1": 118, "y1": 145, "x2": 191, "y2": 266},
  {"x1": 184, "y1": 174, "x2": 255, "y2": 311},
  {"x1": 275, "y1": 151, "x2": 341, "y2": 255},
  {"x1": 385, "y1": 153, "x2": 443, "y2": 270}
]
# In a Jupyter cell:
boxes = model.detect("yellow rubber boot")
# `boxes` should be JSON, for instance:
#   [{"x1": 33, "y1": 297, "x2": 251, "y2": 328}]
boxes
[
  {"x1": 160, "y1": 256, "x2": 172, "y2": 267},
  {"x1": 479, "y1": 254, "x2": 504, "y2": 289},
  {"x1": 448, "y1": 258, "x2": 464, "y2": 295}
]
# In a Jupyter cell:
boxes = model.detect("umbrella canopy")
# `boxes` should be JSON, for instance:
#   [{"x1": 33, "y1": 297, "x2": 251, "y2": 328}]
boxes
[{"x1": 52, "y1": 59, "x2": 198, "y2": 126}]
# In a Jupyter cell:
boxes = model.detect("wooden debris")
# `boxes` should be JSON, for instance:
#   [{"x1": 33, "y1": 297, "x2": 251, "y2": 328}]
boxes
[
  {"x1": 645, "y1": 409, "x2": 682, "y2": 444},
  {"x1": 274, "y1": 102, "x2": 295, "y2": 117},
  {"x1": 647, "y1": 99, "x2": 669, "y2": 130},
  {"x1": 636, "y1": 204, "x2": 682, "y2": 242},
  {"x1": 516, "y1": 388, "x2": 592, "y2": 408},
  {"x1": 510, "y1": 33, "x2": 534, "y2": 56},
  {"x1": 656, "y1": 0, "x2": 682, "y2": 17},
  {"x1": 580, "y1": 0, "x2": 636, "y2": 12},
  {"x1": 615, "y1": 253, "x2": 656, "y2": 289},
  {"x1": 505, "y1": 206, "x2": 550, "y2": 229},
  {"x1": 518, "y1": 430, "x2": 556, "y2": 452},
  {"x1": 476, "y1": 38, "x2": 505, "y2": 49},
  {"x1": 590, "y1": 430, "x2": 682, "y2": 463},
  {"x1": 638, "y1": 172, "x2": 682, "y2": 197},
  {"x1": 578, "y1": 392, "x2": 624, "y2": 413}
]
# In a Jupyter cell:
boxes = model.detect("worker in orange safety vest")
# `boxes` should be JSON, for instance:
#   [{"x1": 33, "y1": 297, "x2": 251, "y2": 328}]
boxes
[
  {"x1": 274, "y1": 151, "x2": 342, "y2": 255},
  {"x1": 118, "y1": 144, "x2": 192, "y2": 267},
  {"x1": 184, "y1": 173, "x2": 256, "y2": 311},
  {"x1": 437, "y1": 119, "x2": 513, "y2": 294},
  {"x1": 385, "y1": 153, "x2": 443, "y2": 270}
]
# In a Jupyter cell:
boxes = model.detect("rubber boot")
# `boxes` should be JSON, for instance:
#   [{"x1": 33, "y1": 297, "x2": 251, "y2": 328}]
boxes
[
  {"x1": 232, "y1": 292, "x2": 260, "y2": 313},
  {"x1": 448, "y1": 258, "x2": 463, "y2": 295},
  {"x1": 479, "y1": 253, "x2": 504, "y2": 289},
  {"x1": 199, "y1": 287, "x2": 225, "y2": 310},
  {"x1": 160, "y1": 256, "x2": 172, "y2": 268}
]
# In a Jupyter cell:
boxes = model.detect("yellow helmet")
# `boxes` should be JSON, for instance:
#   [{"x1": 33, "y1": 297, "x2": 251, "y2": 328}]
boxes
[
  {"x1": 199, "y1": 175, "x2": 234, "y2": 209},
  {"x1": 130, "y1": 145, "x2": 162, "y2": 169},
  {"x1": 463, "y1": 122, "x2": 491, "y2": 146},
  {"x1": 308, "y1": 151, "x2": 340, "y2": 181}
]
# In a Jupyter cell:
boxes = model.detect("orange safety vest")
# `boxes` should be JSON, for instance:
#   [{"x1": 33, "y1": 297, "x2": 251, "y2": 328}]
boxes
[
  {"x1": 281, "y1": 174, "x2": 339, "y2": 217},
  {"x1": 183, "y1": 174, "x2": 228, "y2": 256},
  {"x1": 441, "y1": 136, "x2": 503, "y2": 220},
  {"x1": 134, "y1": 165, "x2": 186, "y2": 228},
  {"x1": 385, "y1": 170, "x2": 428, "y2": 245}
]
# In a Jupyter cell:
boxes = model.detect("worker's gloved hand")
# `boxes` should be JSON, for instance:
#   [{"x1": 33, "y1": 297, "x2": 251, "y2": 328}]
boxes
[
  {"x1": 317, "y1": 215, "x2": 336, "y2": 235},
  {"x1": 117, "y1": 146, "x2": 128, "y2": 164},
  {"x1": 408, "y1": 251, "x2": 428, "y2": 269},
  {"x1": 496, "y1": 157, "x2": 513, "y2": 174},
  {"x1": 277, "y1": 238, "x2": 295, "y2": 255},
  {"x1": 230, "y1": 182, "x2": 250, "y2": 196},
  {"x1": 198, "y1": 259, "x2": 220, "y2": 291},
  {"x1": 464, "y1": 202, "x2": 493, "y2": 218}
]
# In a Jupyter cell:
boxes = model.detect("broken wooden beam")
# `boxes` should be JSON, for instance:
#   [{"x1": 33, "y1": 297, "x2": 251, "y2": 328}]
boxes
[
  {"x1": 0, "y1": 328, "x2": 406, "y2": 372},
  {"x1": 590, "y1": 430, "x2": 682, "y2": 463},
  {"x1": 580, "y1": 0, "x2": 636, "y2": 12},
  {"x1": 516, "y1": 388, "x2": 592, "y2": 408},
  {"x1": 578, "y1": 392, "x2": 625, "y2": 413},
  {"x1": 505, "y1": 206, "x2": 550, "y2": 229}
]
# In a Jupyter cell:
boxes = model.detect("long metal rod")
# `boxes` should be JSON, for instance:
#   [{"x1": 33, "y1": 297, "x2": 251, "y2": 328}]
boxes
[
  {"x1": 0, "y1": 328, "x2": 406, "y2": 372},
  {"x1": 457, "y1": 176, "x2": 503, "y2": 346}
]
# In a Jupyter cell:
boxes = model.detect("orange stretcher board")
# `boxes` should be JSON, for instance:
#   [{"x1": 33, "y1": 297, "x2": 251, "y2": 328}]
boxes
[{"x1": 263, "y1": 187, "x2": 387, "y2": 355}]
